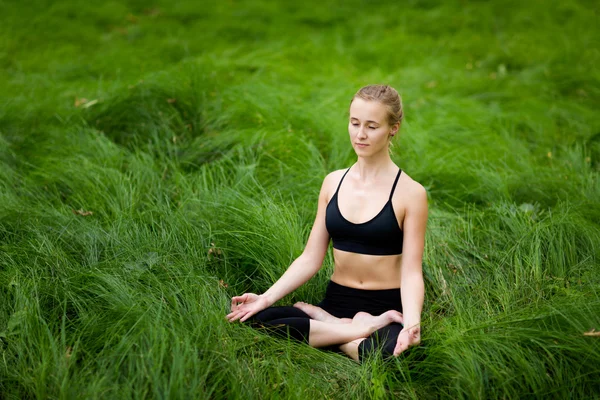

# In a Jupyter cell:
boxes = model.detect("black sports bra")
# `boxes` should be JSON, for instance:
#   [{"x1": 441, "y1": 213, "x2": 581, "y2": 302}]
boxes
[{"x1": 325, "y1": 167, "x2": 404, "y2": 256}]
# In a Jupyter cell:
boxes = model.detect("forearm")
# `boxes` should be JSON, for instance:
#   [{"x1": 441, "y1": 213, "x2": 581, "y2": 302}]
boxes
[
  {"x1": 262, "y1": 254, "x2": 321, "y2": 306},
  {"x1": 400, "y1": 268, "x2": 424, "y2": 328}
]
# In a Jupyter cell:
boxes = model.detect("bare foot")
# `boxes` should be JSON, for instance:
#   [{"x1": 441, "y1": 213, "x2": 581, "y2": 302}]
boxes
[
  {"x1": 351, "y1": 310, "x2": 404, "y2": 334},
  {"x1": 293, "y1": 302, "x2": 352, "y2": 324}
]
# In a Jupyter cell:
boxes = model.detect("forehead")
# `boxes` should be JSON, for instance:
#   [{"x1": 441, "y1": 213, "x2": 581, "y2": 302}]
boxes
[{"x1": 349, "y1": 98, "x2": 387, "y2": 123}]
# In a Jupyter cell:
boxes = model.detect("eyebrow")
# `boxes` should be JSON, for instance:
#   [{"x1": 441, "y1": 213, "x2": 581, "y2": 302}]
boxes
[{"x1": 350, "y1": 117, "x2": 380, "y2": 124}]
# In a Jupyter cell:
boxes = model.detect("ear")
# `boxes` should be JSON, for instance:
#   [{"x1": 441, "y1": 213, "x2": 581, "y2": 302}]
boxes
[{"x1": 390, "y1": 122, "x2": 400, "y2": 136}]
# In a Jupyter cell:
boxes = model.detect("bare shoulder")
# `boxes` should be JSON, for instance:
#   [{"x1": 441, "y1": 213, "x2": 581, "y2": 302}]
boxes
[
  {"x1": 321, "y1": 168, "x2": 349, "y2": 201},
  {"x1": 399, "y1": 171, "x2": 428, "y2": 208},
  {"x1": 325, "y1": 168, "x2": 348, "y2": 182}
]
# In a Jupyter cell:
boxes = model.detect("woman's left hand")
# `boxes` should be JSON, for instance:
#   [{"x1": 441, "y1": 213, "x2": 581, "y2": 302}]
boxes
[{"x1": 393, "y1": 324, "x2": 421, "y2": 356}]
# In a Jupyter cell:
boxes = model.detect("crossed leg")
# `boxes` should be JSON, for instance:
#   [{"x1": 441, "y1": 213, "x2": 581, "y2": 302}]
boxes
[
  {"x1": 308, "y1": 310, "x2": 402, "y2": 348},
  {"x1": 252, "y1": 304, "x2": 403, "y2": 357},
  {"x1": 294, "y1": 302, "x2": 404, "y2": 361}
]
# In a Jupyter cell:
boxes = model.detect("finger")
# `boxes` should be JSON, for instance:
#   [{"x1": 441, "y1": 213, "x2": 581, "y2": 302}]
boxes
[
  {"x1": 393, "y1": 341, "x2": 401, "y2": 356},
  {"x1": 231, "y1": 310, "x2": 249, "y2": 323},
  {"x1": 226, "y1": 311, "x2": 238, "y2": 322},
  {"x1": 232, "y1": 294, "x2": 249, "y2": 304},
  {"x1": 231, "y1": 294, "x2": 246, "y2": 307},
  {"x1": 393, "y1": 336, "x2": 402, "y2": 356},
  {"x1": 231, "y1": 297, "x2": 239, "y2": 311},
  {"x1": 408, "y1": 329, "x2": 420, "y2": 344},
  {"x1": 394, "y1": 340, "x2": 409, "y2": 356},
  {"x1": 410, "y1": 335, "x2": 421, "y2": 346},
  {"x1": 227, "y1": 309, "x2": 245, "y2": 322},
  {"x1": 226, "y1": 309, "x2": 240, "y2": 320},
  {"x1": 239, "y1": 310, "x2": 256, "y2": 322},
  {"x1": 394, "y1": 332, "x2": 411, "y2": 356},
  {"x1": 229, "y1": 306, "x2": 255, "y2": 322}
]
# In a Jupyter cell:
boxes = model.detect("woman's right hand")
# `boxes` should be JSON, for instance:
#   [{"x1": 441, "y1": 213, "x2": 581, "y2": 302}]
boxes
[{"x1": 226, "y1": 293, "x2": 270, "y2": 322}]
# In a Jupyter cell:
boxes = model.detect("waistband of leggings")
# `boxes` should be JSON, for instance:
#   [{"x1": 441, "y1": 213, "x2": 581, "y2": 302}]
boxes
[{"x1": 326, "y1": 280, "x2": 401, "y2": 295}]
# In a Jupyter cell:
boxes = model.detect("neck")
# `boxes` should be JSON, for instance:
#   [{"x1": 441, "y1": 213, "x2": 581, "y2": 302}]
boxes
[{"x1": 353, "y1": 151, "x2": 396, "y2": 182}]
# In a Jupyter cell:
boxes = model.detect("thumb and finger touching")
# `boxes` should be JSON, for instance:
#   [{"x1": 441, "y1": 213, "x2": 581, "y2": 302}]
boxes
[
  {"x1": 231, "y1": 293, "x2": 249, "y2": 306},
  {"x1": 227, "y1": 294, "x2": 266, "y2": 322},
  {"x1": 393, "y1": 327, "x2": 421, "y2": 356}
]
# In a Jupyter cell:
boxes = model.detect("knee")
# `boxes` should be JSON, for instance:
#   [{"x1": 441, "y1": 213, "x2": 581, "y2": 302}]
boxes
[
  {"x1": 358, "y1": 323, "x2": 403, "y2": 362},
  {"x1": 381, "y1": 338, "x2": 396, "y2": 359},
  {"x1": 358, "y1": 338, "x2": 396, "y2": 362},
  {"x1": 252, "y1": 308, "x2": 271, "y2": 324},
  {"x1": 256, "y1": 317, "x2": 310, "y2": 343}
]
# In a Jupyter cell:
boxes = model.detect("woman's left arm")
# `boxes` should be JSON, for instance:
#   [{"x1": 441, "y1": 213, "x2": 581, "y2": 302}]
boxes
[{"x1": 394, "y1": 183, "x2": 428, "y2": 356}]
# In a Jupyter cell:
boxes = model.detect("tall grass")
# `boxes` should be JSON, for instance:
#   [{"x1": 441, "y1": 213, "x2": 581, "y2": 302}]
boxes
[{"x1": 1, "y1": 0, "x2": 599, "y2": 398}]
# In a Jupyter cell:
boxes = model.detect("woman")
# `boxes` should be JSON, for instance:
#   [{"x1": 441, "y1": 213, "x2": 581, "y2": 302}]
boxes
[{"x1": 227, "y1": 84, "x2": 427, "y2": 362}]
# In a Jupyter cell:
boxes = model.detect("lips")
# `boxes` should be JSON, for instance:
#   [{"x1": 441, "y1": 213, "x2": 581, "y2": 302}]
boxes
[{"x1": 355, "y1": 143, "x2": 369, "y2": 147}]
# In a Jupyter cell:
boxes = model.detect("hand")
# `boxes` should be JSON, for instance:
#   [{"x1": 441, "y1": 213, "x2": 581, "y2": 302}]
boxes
[
  {"x1": 393, "y1": 324, "x2": 421, "y2": 356},
  {"x1": 226, "y1": 293, "x2": 270, "y2": 322}
]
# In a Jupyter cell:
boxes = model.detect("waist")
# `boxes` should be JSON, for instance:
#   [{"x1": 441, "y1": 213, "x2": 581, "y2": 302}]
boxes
[{"x1": 331, "y1": 250, "x2": 402, "y2": 289}]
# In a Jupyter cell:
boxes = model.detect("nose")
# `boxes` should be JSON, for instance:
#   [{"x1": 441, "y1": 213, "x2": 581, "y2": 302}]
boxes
[{"x1": 356, "y1": 125, "x2": 368, "y2": 139}]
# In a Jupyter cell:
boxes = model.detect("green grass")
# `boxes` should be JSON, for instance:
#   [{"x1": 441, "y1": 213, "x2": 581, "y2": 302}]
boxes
[{"x1": 1, "y1": 0, "x2": 599, "y2": 398}]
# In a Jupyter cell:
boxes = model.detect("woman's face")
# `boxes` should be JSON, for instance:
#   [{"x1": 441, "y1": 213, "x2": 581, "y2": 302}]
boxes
[{"x1": 348, "y1": 97, "x2": 396, "y2": 157}]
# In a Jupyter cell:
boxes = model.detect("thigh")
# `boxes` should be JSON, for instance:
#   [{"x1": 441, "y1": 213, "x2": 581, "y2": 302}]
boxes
[
  {"x1": 251, "y1": 307, "x2": 312, "y2": 344},
  {"x1": 252, "y1": 306, "x2": 311, "y2": 323},
  {"x1": 358, "y1": 323, "x2": 403, "y2": 362}
]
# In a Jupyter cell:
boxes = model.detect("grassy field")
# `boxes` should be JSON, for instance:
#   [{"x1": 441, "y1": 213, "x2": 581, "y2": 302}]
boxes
[{"x1": 1, "y1": 0, "x2": 599, "y2": 398}]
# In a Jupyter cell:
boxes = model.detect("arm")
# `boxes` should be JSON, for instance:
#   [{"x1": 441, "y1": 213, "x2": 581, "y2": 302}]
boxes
[
  {"x1": 394, "y1": 184, "x2": 428, "y2": 355},
  {"x1": 227, "y1": 173, "x2": 333, "y2": 322}
]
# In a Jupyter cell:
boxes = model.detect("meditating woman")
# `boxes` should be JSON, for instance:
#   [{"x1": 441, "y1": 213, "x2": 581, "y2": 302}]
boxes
[{"x1": 227, "y1": 84, "x2": 428, "y2": 362}]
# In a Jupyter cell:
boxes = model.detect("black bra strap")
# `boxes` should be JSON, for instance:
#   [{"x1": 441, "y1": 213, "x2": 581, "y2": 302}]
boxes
[
  {"x1": 389, "y1": 168, "x2": 402, "y2": 200},
  {"x1": 335, "y1": 168, "x2": 351, "y2": 194}
]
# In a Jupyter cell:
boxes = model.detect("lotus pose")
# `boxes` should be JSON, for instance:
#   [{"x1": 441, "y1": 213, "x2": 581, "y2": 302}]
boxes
[{"x1": 227, "y1": 85, "x2": 428, "y2": 362}]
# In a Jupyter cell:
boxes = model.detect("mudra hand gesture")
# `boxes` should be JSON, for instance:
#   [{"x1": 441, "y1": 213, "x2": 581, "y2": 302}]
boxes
[
  {"x1": 394, "y1": 324, "x2": 421, "y2": 356},
  {"x1": 227, "y1": 293, "x2": 270, "y2": 323}
]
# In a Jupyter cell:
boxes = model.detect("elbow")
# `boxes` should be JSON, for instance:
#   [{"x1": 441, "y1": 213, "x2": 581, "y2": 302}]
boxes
[{"x1": 401, "y1": 260, "x2": 423, "y2": 278}]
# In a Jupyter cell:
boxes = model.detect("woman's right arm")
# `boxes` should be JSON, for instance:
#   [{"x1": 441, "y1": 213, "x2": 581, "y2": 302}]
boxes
[{"x1": 227, "y1": 173, "x2": 334, "y2": 322}]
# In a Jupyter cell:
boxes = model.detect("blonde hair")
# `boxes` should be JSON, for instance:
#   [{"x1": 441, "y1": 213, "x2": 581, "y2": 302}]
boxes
[{"x1": 351, "y1": 84, "x2": 404, "y2": 127}]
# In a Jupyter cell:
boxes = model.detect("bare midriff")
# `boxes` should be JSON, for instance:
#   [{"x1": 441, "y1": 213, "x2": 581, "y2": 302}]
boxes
[{"x1": 330, "y1": 248, "x2": 402, "y2": 290}]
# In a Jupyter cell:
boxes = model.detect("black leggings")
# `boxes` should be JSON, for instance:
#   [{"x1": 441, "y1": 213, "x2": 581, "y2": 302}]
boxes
[{"x1": 251, "y1": 280, "x2": 403, "y2": 362}]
